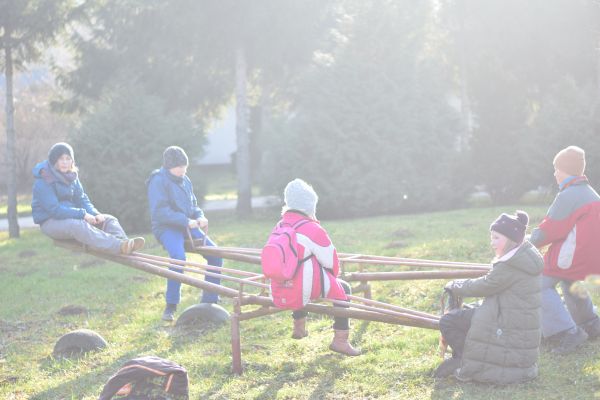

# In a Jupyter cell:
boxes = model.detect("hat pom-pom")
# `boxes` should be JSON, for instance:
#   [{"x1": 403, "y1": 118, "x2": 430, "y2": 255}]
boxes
[{"x1": 515, "y1": 210, "x2": 529, "y2": 226}]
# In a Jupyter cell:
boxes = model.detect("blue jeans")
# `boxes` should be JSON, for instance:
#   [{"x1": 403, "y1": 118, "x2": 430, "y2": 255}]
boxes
[
  {"x1": 159, "y1": 228, "x2": 223, "y2": 305},
  {"x1": 541, "y1": 275, "x2": 598, "y2": 337}
]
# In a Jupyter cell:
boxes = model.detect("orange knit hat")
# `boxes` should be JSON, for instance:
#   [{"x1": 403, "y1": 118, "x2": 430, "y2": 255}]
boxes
[{"x1": 553, "y1": 146, "x2": 586, "y2": 176}]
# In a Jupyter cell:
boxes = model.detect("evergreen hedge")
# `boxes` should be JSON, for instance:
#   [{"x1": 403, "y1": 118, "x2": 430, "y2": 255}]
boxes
[{"x1": 70, "y1": 83, "x2": 203, "y2": 233}]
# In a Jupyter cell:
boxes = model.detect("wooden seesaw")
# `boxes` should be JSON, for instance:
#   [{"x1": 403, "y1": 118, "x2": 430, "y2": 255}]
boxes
[
  {"x1": 189, "y1": 244, "x2": 491, "y2": 298},
  {"x1": 54, "y1": 240, "x2": 489, "y2": 374}
]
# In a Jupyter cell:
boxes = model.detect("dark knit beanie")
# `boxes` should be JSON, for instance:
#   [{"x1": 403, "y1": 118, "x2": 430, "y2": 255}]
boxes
[
  {"x1": 490, "y1": 210, "x2": 529, "y2": 244},
  {"x1": 163, "y1": 146, "x2": 189, "y2": 169},
  {"x1": 48, "y1": 142, "x2": 74, "y2": 166}
]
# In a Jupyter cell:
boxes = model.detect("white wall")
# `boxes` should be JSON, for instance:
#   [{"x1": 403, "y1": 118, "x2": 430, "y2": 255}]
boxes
[{"x1": 196, "y1": 106, "x2": 237, "y2": 166}]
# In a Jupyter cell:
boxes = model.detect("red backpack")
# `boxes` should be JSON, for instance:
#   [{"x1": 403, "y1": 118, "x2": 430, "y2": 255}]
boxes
[{"x1": 261, "y1": 219, "x2": 311, "y2": 281}]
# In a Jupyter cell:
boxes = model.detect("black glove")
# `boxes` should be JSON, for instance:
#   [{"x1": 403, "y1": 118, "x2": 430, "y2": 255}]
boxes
[{"x1": 444, "y1": 279, "x2": 465, "y2": 292}]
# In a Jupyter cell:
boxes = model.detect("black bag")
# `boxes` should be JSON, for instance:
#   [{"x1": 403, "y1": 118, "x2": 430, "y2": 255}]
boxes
[{"x1": 99, "y1": 356, "x2": 189, "y2": 400}]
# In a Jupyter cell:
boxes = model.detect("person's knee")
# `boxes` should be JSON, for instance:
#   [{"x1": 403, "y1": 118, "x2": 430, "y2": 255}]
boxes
[
  {"x1": 70, "y1": 218, "x2": 94, "y2": 234},
  {"x1": 161, "y1": 239, "x2": 186, "y2": 260},
  {"x1": 439, "y1": 312, "x2": 457, "y2": 335}
]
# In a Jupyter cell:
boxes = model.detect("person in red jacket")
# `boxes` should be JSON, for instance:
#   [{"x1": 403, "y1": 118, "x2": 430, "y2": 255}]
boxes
[
  {"x1": 277, "y1": 178, "x2": 360, "y2": 356},
  {"x1": 530, "y1": 145, "x2": 600, "y2": 354}
]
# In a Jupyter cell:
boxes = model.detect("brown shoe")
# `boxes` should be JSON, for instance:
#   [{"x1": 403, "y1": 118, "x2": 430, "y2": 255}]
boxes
[
  {"x1": 292, "y1": 318, "x2": 308, "y2": 339},
  {"x1": 120, "y1": 237, "x2": 145, "y2": 254},
  {"x1": 329, "y1": 329, "x2": 361, "y2": 356},
  {"x1": 131, "y1": 237, "x2": 145, "y2": 252}
]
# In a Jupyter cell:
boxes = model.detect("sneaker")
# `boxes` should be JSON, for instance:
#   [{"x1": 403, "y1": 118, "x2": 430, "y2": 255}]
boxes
[
  {"x1": 581, "y1": 318, "x2": 600, "y2": 340},
  {"x1": 552, "y1": 327, "x2": 588, "y2": 355},
  {"x1": 120, "y1": 237, "x2": 145, "y2": 254},
  {"x1": 161, "y1": 304, "x2": 177, "y2": 322},
  {"x1": 434, "y1": 357, "x2": 461, "y2": 378}
]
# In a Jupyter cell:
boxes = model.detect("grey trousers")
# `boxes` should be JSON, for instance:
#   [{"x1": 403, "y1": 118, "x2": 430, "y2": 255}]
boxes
[
  {"x1": 41, "y1": 215, "x2": 127, "y2": 255},
  {"x1": 542, "y1": 275, "x2": 598, "y2": 337}
]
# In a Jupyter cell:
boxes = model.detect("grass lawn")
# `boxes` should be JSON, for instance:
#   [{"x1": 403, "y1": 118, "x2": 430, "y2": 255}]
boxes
[{"x1": 1, "y1": 206, "x2": 599, "y2": 399}]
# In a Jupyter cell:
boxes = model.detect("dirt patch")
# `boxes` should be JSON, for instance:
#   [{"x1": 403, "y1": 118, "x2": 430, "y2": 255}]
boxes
[
  {"x1": 0, "y1": 320, "x2": 28, "y2": 335},
  {"x1": 79, "y1": 259, "x2": 106, "y2": 269},
  {"x1": 14, "y1": 269, "x2": 38, "y2": 277},
  {"x1": 48, "y1": 270, "x2": 64, "y2": 278},
  {"x1": 0, "y1": 375, "x2": 18, "y2": 385},
  {"x1": 18, "y1": 250, "x2": 37, "y2": 258},
  {"x1": 392, "y1": 228, "x2": 412, "y2": 238},
  {"x1": 384, "y1": 240, "x2": 407, "y2": 249},
  {"x1": 57, "y1": 305, "x2": 88, "y2": 316}
]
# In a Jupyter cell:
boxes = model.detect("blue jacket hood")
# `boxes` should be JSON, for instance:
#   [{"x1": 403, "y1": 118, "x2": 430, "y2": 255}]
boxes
[
  {"x1": 31, "y1": 160, "x2": 97, "y2": 225},
  {"x1": 33, "y1": 160, "x2": 50, "y2": 179}
]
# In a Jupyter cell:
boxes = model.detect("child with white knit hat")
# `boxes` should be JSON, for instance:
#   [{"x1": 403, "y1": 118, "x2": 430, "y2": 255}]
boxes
[
  {"x1": 282, "y1": 178, "x2": 319, "y2": 218},
  {"x1": 269, "y1": 178, "x2": 360, "y2": 356}
]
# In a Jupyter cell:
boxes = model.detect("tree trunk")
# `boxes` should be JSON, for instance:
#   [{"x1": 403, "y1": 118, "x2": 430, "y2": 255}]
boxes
[
  {"x1": 455, "y1": 0, "x2": 472, "y2": 152},
  {"x1": 5, "y1": 43, "x2": 20, "y2": 238},
  {"x1": 235, "y1": 46, "x2": 252, "y2": 216},
  {"x1": 597, "y1": 32, "x2": 600, "y2": 96}
]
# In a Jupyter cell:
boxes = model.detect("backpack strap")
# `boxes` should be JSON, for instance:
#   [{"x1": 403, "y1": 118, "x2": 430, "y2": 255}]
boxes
[
  {"x1": 318, "y1": 262, "x2": 326, "y2": 298},
  {"x1": 275, "y1": 218, "x2": 318, "y2": 282},
  {"x1": 292, "y1": 219, "x2": 312, "y2": 229},
  {"x1": 291, "y1": 219, "x2": 313, "y2": 267},
  {"x1": 278, "y1": 218, "x2": 312, "y2": 229}
]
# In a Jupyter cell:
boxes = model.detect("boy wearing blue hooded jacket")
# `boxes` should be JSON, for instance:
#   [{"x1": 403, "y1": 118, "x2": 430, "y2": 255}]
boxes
[
  {"x1": 32, "y1": 142, "x2": 144, "y2": 255},
  {"x1": 147, "y1": 146, "x2": 223, "y2": 321}
]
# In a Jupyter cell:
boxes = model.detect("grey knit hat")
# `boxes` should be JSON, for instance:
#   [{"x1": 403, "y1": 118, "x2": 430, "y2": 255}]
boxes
[
  {"x1": 163, "y1": 146, "x2": 189, "y2": 169},
  {"x1": 48, "y1": 142, "x2": 74, "y2": 166},
  {"x1": 283, "y1": 178, "x2": 318, "y2": 217}
]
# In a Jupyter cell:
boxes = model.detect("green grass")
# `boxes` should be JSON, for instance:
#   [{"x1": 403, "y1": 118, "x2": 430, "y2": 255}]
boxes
[
  {"x1": 1, "y1": 206, "x2": 599, "y2": 399},
  {"x1": 0, "y1": 193, "x2": 32, "y2": 218}
]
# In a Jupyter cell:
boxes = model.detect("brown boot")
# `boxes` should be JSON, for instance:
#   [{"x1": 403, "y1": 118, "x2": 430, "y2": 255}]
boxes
[
  {"x1": 329, "y1": 329, "x2": 361, "y2": 356},
  {"x1": 292, "y1": 318, "x2": 308, "y2": 339},
  {"x1": 120, "y1": 237, "x2": 145, "y2": 254},
  {"x1": 131, "y1": 237, "x2": 145, "y2": 252}
]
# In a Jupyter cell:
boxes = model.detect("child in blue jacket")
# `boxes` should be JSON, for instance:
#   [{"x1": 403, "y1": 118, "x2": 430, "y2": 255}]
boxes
[
  {"x1": 32, "y1": 142, "x2": 144, "y2": 254},
  {"x1": 147, "y1": 146, "x2": 223, "y2": 321}
]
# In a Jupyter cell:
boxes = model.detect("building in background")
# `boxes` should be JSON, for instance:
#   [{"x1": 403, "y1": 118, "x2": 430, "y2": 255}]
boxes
[{"x1": 196, "y1": 106, "x2": 237, "y2": 167}]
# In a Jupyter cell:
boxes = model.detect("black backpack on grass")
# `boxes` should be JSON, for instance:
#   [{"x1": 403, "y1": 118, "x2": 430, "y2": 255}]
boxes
[{"x1": 99, "y1": 356, "x2": 189, "y2": 400}]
